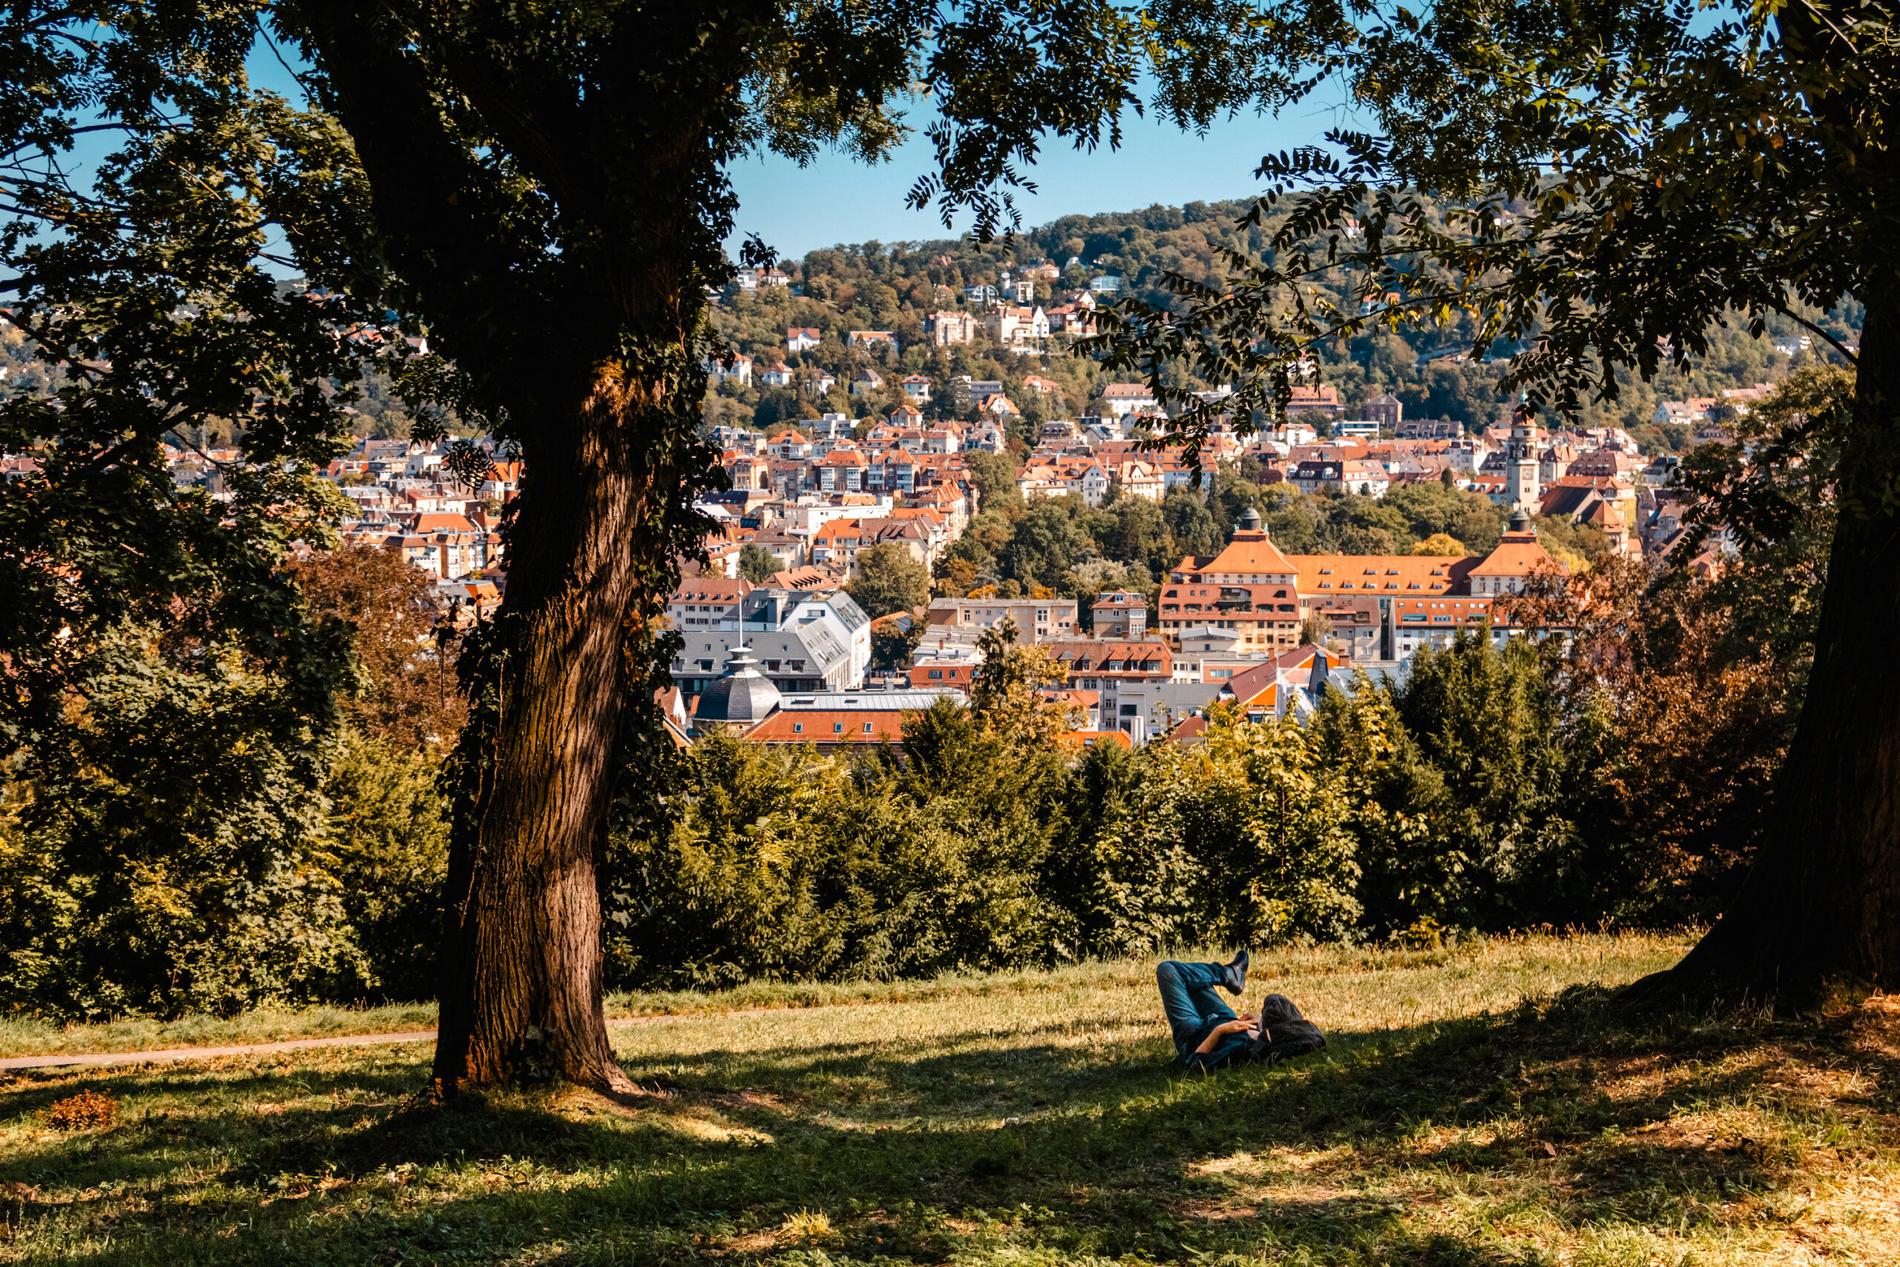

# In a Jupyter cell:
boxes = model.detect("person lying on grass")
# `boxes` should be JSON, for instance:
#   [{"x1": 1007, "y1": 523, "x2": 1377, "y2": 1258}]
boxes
[{"x1": 1155, "y1": 952, "x2": 1326, "y2": 1072}]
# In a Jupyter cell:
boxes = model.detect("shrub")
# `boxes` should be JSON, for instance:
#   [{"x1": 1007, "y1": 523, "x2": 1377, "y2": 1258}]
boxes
[
  {"x1": 322, "y1": 729, "x2": 449, "y2": 1001},
  {"x1": 0, "y1": 625, "x2": 365, "y2": 1019},
  {"x1": 1121, "y1": 711, "x2": 1361, "y2": 947},
  {"x1": 604, "y1": 734, "x2": 857, "y2": 988}
]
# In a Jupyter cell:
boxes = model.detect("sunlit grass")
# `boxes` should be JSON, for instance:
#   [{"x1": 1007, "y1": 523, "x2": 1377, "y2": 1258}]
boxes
[
  {"x1": 0, "y1": 931, "x2": 1686, "y2": 1058},
  {"x1": 6, "y1": 931, "x2": 1898, "y2": 1265}
]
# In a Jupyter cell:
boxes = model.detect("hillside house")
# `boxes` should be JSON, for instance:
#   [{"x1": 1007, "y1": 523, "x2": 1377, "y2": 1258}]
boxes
[
  {"x1": 1100, "y1": 382, "x2": 1158, "y2": 419},
  {"x1": 705, "y1": 353, "x2": 752, "y2": 387},
  {"x1": 848, "y1": 330, "x2": 897, "y2": 354},
  {"x1": 987, "y1": 304, "x2": 1050, "y2": 352},
  {"x1": 1284, "y1": 383, "x2": 1344, "y2": 420},
  {"x1": 929, "y1": 311, "x2": 977, "y2": 345}
]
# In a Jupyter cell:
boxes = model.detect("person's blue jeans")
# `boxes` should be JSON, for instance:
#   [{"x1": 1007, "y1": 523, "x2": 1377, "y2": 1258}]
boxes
[{"x1": 1155, "y1": 959, "x2": 1238, "y2": 1064}]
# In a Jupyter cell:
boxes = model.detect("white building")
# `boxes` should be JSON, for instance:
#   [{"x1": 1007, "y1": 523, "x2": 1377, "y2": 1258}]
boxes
[
  {"x1": 670, "y1": 585, "x2": 872, "y2": 696},
  {"x1": 1099, "y1": 382, "x2": 1158, "y2": 420}
]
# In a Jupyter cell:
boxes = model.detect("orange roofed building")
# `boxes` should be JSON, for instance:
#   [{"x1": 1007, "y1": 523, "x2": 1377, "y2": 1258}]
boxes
[
  {"x1": 1185, "y1": 507, "x2": 1298, "y2": 585},
  {"x1": 738, "y1": 687, "x2": 963, "y2": 751},
  {"x1": 1466, "y1": 512, "x2": 1565, "y2": 596},
  {"x1": 1164, "y1": 507, "x2": 1565, "y2": 662},
  {"x1": 1158, "y1": 507, "x2": 1302, "y2": 652}
]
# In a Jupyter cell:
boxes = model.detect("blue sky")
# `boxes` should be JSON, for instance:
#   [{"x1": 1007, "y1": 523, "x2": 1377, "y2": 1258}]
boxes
[
  {"x1": 235, "y1": 38, "x2": 1353, "y2": 262},
  {"x1": 724, "y1": 99, "x2": 1354, "y2": 259}
]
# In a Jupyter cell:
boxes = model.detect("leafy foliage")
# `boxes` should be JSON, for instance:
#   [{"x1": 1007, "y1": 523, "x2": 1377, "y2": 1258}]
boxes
[
  {"x1": 1119, "y1": 709, "x2": 1360, "y2": 946},
  {"x1": 1500, "y1": 369, "x2": 1850, "y2": 919},
  {"x1": 601, "y1": 627, "x2": 1743, "y2": 988},
  {"x1": 322, "y1": 731, "x2": 450, "y2": 1002},
  {"x1": 287, "y1": 544, "x2": 464, "y2": 752},
  {"x1": 738, "y1": 543, "x2": 781, "y2": 584},
  {"x1": 1091, "y1": 4, "x2": 1871, "y2": 448},
  {"x1": 0, "y1": 625, "x2": 364, "y2": 1018},
  {"x1": 844, "y1": 542, "x2": 930, "y2": 618}
]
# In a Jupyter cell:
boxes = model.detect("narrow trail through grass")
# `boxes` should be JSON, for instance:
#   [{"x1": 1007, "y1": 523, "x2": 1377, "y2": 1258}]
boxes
[{"x1": 6, "y1": 931, "x2": 1898, "y2": 1265}]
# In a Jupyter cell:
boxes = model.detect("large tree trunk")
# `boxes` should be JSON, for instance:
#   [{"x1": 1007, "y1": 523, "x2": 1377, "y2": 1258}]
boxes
[
  {"x1": 431, "y1": 367, "x2": 663, "y2": 1095},
  {"x1": 1630, "y1": 300, "x2": 1900, "y2": 1009},
  {"x1": 292, "y1": 2, "x2": 732, "y2": 1093}
]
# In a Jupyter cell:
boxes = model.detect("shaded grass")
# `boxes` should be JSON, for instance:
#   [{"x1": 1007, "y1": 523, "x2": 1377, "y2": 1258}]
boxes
[{"x1": 6, "y1": 932, "x2": 1897, "y2": 1265}]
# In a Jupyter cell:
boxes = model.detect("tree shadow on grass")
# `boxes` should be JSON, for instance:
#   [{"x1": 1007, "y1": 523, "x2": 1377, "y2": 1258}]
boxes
[
  {"x1": 12, "y1": 986, "x2": 1899, "y2": 1265},
  {"x1": 619, "y1": 1013, "x2": 1168, "y2": 1121},
  {"x1": 0, "y1": 1059, "x2": 427, "y2": 1199}
]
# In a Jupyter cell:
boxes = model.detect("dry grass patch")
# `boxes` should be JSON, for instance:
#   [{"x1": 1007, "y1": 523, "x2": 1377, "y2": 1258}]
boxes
[{"x1": 40, "y1": 1089, "x2": 117, "y2": 1132}]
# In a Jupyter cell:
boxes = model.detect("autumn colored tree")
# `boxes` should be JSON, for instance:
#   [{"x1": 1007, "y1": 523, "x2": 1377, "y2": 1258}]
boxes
[
  {"x1": 288, "y1": 544, "x2": 465, "y2": 751},
  {"x1": 1411, "y1": 533, "x2": 1466, "y2": 557},
  {"x1": 1505, "y1": 369, "x2": 1849, "y2": 923}
]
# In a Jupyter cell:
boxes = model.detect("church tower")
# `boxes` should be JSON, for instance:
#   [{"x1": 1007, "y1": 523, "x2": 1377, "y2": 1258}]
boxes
[{"x1": 1505, "y1": 404, "x2": 1540, "y2": 514}]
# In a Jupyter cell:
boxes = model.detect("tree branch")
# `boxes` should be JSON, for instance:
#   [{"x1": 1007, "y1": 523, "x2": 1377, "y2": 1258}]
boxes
[
  {"x1": 1772, "y1": 303, "x2": 1859, "y2": 365},
  {"x1": 287, "y1": 2, "x2": 550, "y2": 375}
]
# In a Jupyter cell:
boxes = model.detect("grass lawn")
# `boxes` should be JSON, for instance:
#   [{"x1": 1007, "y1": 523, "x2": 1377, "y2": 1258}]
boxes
[{"x1": 5, "y1": 931, "x2": 1899, "y2": 1265}]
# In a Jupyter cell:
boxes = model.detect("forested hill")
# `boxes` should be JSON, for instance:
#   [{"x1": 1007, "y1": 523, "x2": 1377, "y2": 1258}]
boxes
[{"x1": 705, "y1": 197, "x2": 1859, "y2": 444}]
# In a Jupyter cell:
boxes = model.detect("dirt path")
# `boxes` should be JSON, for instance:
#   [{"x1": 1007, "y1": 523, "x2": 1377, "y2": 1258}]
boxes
[{"x1": 0, "y1": 1029, "x2": 442, "y2": 1071}]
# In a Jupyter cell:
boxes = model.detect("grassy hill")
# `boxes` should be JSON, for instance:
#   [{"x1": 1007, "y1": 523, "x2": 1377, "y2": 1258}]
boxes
[{"x1": 8, "y1": 932, "x2": 1899, "y2": 1264}]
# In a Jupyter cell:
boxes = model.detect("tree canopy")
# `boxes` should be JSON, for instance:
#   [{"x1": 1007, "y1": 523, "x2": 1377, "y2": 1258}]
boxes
[{"x1": 845, "y1": 542, "x2": 930, "y2": 619}]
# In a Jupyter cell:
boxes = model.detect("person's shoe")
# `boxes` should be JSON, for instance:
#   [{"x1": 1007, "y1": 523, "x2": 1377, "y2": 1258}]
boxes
[{"x1": 1221, "y1": 949, "x2": 1250, "y2": 995}]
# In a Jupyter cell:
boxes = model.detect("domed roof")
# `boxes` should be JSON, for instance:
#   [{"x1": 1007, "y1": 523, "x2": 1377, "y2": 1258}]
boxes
[
  {"x1": 1237, "y1": 505, "x2": 1263, "y2": 532},
  {"x1": 694, "y1": 644, "x2": 782, "y2": 726}
]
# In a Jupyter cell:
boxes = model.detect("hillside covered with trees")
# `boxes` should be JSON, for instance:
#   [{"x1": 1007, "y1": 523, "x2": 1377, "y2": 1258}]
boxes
[{"x1": 704, "y1": 198, "x2": 1857, "y2": 449}]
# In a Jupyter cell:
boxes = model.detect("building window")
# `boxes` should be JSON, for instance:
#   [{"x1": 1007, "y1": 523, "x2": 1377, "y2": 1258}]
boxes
[
  {"x1": 833, "y1": 722, "x2": 844, "y2": 733},
  {"x1": 793, "y1": 722, "x2": 803, "y2": 734}
]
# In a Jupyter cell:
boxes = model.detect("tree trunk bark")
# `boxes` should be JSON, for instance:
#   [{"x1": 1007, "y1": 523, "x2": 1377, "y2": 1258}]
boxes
[
  {"x1": 287, "y1": 2, "x2": 732, "y2": 1093},
  {"x1": 431, "y1": 366, "x2": 663, "y2": 1094},
  {"x1": 1630, "y1": 299, "x2": 1900, "y2": 1009}
]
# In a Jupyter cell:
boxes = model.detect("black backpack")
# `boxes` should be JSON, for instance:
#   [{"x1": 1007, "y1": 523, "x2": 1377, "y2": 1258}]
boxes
[{"x1": 1246, "y1": 993, "x2": 1326, "y2": 1065}]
